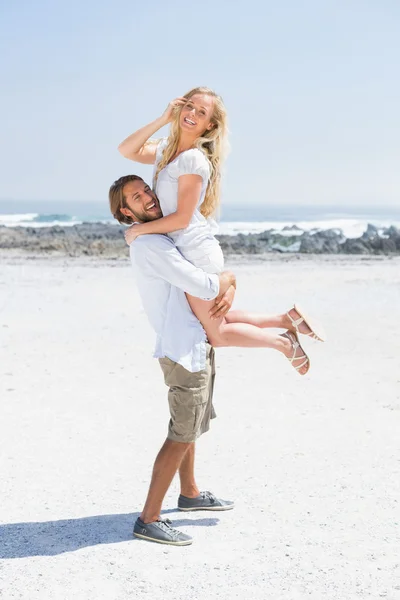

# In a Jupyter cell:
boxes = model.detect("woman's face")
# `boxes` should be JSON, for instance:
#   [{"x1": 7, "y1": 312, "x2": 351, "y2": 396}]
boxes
[{"x1": 179, "y1": 94, "x2": 215, "y2": 137}]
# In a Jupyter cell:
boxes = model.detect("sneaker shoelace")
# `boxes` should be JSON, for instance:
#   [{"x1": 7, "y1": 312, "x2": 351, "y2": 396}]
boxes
[
  {"x1": 201, "y1": 491, "x2": 216, "y2": 504},
  {"x1": 156, "y1": 519, "x2": 181, "y2": 539}
]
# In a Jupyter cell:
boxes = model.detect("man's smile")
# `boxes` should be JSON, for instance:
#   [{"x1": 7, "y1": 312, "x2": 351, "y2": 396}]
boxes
[{"x1": 145, "y1": 197, "x2": 160, "y2": 213}]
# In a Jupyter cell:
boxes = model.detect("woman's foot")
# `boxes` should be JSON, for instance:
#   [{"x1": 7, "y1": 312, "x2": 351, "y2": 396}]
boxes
[
  {"x1": 281, "y1": 331, "x2": 310, "y2": 375},
  {"x1": 286, "y1": 304, "x2": 326, "y2": 342}
]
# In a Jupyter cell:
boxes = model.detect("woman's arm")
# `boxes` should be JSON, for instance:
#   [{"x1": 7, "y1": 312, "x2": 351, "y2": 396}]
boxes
[
  {"x1": 125, "y1": 175, "x2": 202, "y2": 243},
  {"x1": 118, "y1": 97, "x2": 187, "y2": 164},
  {"x1": 118, "y1": 116, "x2": 165, "y2": 164}
]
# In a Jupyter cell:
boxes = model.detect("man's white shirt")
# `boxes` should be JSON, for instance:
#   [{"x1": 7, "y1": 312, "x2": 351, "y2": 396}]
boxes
[{"x1": 130, "y1": 234, "x2": 220, "y2": 373}]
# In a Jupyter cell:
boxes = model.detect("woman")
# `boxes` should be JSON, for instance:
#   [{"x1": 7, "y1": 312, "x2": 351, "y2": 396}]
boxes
[{"x1": 118, "y1": 87, "x2": 325, "y2": 374}]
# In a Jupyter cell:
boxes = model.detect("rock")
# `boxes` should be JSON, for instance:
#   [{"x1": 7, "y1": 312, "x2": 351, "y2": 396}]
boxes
[
  {"x1": 340, "y1": 239, "x2": 370, "y2": 254},
  {"x1": 257, "y1": 230, "x2": 273, "y2": 242},
  {"x1": 271, "y1": 241, "x2": 301, "y2": 253},
  {"x1": 362, "y1": 223, "x2": 379, "y2": 240},
  {"x1": 384, "y1": 226, "x2": 400, "y2": 250},
  {"x1": 361, "y1": 223, "x2": 383, "y2": 250},
  {"x1": 369, "y1": 236, "x2": 383, "y2": 251},
  {"x1": 381, "y1": 238, "x2": 397, "y2": 253},
  {"x1": 384, "y1": 225, "x2": 400, "y2": 237},
  {"x1": 299, "y1": 230, "x2": 343, "y2": 254},
  {"x1": 300, "y1": 234, "x2": 325, "y2": 254},
  {"x1": 282, "y1": 225, "x2": 302, "y2": 232}
]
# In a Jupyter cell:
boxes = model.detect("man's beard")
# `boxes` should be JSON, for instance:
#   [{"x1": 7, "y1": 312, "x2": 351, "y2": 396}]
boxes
[{"x1": 131, "y1": 208, "x2": 162, "y2": 223}]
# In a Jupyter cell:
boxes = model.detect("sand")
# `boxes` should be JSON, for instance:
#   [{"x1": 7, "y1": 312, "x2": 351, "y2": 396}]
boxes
[{"x1": 1, "y1": 254, "x2": 399, "y2": 600}]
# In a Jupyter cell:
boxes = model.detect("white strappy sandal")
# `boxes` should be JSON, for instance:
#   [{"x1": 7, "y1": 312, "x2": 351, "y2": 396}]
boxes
[
  {"x1": 287, "y1": 303, "x2": 326, "y2": 342},
  {"x1": 282, "y1": 331, "x2": 311, "y2": 375}
]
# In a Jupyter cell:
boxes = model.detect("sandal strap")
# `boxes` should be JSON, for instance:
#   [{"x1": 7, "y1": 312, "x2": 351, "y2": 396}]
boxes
[
  {"x1": 286, "y1": 311, "x2": 304, "y2": 332},
  {"x1": 283, "y1": 331, "x2": 310, "y2": 370},
  {"x1": 283, "y1": 332, "x2": 300, "y2": 362},
  {"x1": 294, "y1": 358, "x2": 309, "y2": 370},
  {"x1": 290, "y1": 353, "x2": 307, "y2": 364},
  {"x1": 287, "y1": 308, "x2": 321, "y2": 341}
]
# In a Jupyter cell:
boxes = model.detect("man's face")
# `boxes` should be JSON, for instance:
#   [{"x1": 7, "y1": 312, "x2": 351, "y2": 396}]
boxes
[{"x1": 121, "y1": 180, "x2": 163, "y2": 223}]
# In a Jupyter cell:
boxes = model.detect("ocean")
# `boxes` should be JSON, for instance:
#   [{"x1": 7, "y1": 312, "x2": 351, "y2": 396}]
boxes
[{"x1": 1, "y1": 200, "x2": 400, "y2": 239}]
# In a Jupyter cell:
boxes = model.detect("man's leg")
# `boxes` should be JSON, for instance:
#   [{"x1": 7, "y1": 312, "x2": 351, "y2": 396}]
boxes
[
  {"x1": 138, "y1": 356, "x2": 208, "y2": 527},
  {"x1": 133, "y1": 356, "x2": 216, "y2": 545},
  {"x1": 179, "y1": 443, "x2": 200, "y2": 499},
  {"x1": 176, "y1": 347, "x2": 234, "y2": 512},
  {"x1": 140, "y1": 439, "x2": 191, "y2": 524}
]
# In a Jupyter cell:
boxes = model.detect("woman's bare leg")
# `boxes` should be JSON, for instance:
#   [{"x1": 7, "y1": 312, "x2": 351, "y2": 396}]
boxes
[
  {"x1": 187, "y1": 296, "x2": 309, "y2": 374},
  {"x1": 225, "y1": 308, "x2": 314, "y2": 336},
  {"x1": 225, "y1": 310, "x2": 291, "y2": 329}
]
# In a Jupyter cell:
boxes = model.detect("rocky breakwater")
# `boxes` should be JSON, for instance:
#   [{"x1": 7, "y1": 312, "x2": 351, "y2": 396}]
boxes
[
  {"x1": 1, "y1": 223, "x2": 400, "y2": 257},
  {"x1": 0, "y1": 223, "x2": 127, "y2": 257},
  {"x1": 218, "y1": 224, "x2": 400, "y2": 256}
]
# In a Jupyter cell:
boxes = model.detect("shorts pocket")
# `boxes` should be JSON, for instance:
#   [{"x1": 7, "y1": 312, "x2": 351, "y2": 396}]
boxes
[{"x1": 168, "y1": 390, "x2": 208, "y2": 441}]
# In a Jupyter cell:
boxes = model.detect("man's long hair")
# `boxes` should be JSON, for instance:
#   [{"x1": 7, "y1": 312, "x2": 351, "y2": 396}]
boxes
[{"x1": 109, "y1": 175, "x2": 144, "y2": 224}]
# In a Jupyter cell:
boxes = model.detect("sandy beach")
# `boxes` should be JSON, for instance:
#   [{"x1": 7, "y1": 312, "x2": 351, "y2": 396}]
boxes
[{"x1": 1, "y1": 254, "x2": 399, "y2": 600}]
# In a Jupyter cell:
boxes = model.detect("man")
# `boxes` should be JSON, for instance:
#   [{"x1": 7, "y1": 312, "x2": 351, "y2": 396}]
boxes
[{"x1": 109, "y1": 175, "x2": 236, "y2": 546}]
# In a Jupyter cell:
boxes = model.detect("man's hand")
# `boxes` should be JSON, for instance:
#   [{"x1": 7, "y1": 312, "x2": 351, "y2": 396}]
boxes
[
  {"x1": 209, "y1": 284, "x2": 236, "y2": 320},
  {"x1": 218, "y1": 270, "x2": 236, "y2": 294}
]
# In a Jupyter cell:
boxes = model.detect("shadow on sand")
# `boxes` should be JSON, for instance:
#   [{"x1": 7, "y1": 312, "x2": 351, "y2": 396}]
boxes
[{"x1": 0, "y1": 509, "x2": 220, "y2": 558}]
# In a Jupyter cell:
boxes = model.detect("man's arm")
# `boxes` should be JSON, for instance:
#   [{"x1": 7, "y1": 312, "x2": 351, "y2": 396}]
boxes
[{"x1": 133, "y1": 236, "x2": 231, "y2": 300}]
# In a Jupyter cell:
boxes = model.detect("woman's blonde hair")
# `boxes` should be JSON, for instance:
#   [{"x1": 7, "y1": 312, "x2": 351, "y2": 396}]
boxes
[{"x1": 153, "y1": 87, "x2": 228, "y2": 218}]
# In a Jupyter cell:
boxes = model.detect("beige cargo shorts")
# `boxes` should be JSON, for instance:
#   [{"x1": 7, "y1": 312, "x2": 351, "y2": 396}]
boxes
[{"x1": 158, "y1": 344, "x2": 216, "y2": 443}]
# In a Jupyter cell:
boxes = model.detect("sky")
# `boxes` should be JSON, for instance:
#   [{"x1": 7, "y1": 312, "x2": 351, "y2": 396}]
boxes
[{"x1": 0, "y1": 0, "x2": 399, "y2": 208}]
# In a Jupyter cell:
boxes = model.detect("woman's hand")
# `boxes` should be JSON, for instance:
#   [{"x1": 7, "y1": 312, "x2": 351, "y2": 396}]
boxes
[
  {"x1": 161, "y1": 97, "x2": 187, "y2": 125},
  {"x1": 124, "y1": 224, "x2": 144, "y2": 246}
]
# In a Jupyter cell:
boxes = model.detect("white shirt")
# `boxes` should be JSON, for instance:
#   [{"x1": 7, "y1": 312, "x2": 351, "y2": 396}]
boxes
[
  {"x1": 154, "y1": 139, "x2": 221, "y2": 265},
  {"x1": 130, "y1": 234, "x2": 220, "y2": 372}
]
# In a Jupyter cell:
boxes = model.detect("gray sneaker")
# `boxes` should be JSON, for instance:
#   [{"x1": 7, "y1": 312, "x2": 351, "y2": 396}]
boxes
[
  {"x1": 178, "y1": 491, "x2": 235, "y2": 512},
  {"x1": 133, "y1": 517, "x2": 193, "y2": 546}
]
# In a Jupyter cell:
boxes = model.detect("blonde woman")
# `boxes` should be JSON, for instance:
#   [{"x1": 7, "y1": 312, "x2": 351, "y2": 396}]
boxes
[{"x1": 118, "y1": 87, "x2": 325, "y2": 374}]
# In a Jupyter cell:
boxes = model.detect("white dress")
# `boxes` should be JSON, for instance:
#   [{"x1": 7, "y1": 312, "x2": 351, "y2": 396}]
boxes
[{"x1": 153, "y1": 138, "x2": 224, "y2": 274}]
